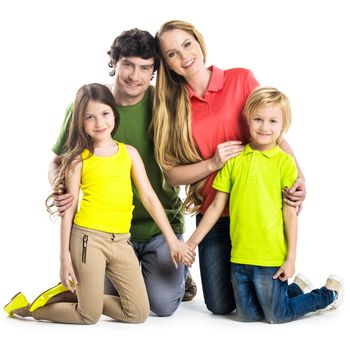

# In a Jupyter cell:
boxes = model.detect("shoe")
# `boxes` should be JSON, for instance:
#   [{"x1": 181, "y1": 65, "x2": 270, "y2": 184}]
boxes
[
  {"x1": 293, "y1": 273, "x2": 314, "y2": 293},
  {"x1": 29, "y1": 282, "x2": 69, "y2": 312},
  {"x1": 4, "y1": 292, "x2": 29, "y2": 316},
  {"x1": 182, "y1": 272, "x2": 197, "y2": 302},
  {"x1": 325, "y1": 274, "x2": 344, "y2": 310}
]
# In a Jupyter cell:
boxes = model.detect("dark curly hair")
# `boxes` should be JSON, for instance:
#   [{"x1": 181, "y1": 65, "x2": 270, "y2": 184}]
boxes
[{"x1": 107, "y1": 28, "x2": 160, "y2": 76}]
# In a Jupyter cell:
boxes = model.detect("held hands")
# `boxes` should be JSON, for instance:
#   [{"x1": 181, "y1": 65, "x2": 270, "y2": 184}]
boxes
[
  {"x1": 174, "y1": 241, "x2": 197, "y2": 268},
  {"x1": 60, "y1": 257, "x2": 78, "y2": 293},
  {"x1": 170, "y1": 240, "x2": 196, "y2": 269},
  {"x1": 283, "y1": 177, "x2": 306, "y2": 215},
  {"x1": 209, "y1": 141, "x2": 244, "y2": 171},
  {"x1": 273, "y1": 259, "x2": 295, "y2": 282}
]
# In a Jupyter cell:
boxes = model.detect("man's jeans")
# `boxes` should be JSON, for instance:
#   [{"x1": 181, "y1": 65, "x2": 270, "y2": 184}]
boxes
[
  {"x1": 105, "y1": 233, "x2": 186, "y2": 317},
  {"x1": 231, "y1": 263, "x2": 334, "y2": 323}
]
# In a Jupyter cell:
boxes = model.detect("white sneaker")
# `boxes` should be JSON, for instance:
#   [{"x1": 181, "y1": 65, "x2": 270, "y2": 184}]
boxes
[
  {"x1": 325, "y1": 274, "x2": 344, "y2": 310},
  {"x1": 293, "y1": 273, "x2": 314, "y2": 293}
]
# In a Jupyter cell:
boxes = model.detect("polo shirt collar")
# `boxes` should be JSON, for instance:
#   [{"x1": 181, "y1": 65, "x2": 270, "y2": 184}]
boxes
[
  {"x1": 243, "y1": 144, "x2": 281, "y2": 158},
  {"x1": 187, "y1": 66, "x2": 224, "y2": 98}
]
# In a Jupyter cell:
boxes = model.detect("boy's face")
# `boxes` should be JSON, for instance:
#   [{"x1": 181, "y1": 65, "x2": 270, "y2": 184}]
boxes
[
  {"x1": 248, "y1": 104, "x2": 283, "y2": 151},
  {"x1": 113, "y1": 56, "x2": 154, "y2": 104}
]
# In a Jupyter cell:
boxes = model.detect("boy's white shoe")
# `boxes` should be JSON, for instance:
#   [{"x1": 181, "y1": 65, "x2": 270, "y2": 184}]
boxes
[
  {"x1": 325, "y1": 274, "x2": 344, "y2": 310},
  {"x1": 293, "y1": 273, "x2": 314, "y2": 294}
]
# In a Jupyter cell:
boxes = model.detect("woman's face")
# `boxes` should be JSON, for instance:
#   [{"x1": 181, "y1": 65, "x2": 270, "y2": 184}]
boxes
[{"x1": 158, "y1": 29, "x2": 204, "y2": 79}]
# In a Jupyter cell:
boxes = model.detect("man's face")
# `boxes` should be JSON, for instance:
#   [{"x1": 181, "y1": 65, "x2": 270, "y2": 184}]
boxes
[{"x1": 113, "y1": 56, "x2": 154, "y2": 103}]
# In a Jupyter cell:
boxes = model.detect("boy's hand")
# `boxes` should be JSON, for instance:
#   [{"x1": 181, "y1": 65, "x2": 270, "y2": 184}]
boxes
[{"x1": 273, "y1": 259, "x2": 295, "y2": 282}]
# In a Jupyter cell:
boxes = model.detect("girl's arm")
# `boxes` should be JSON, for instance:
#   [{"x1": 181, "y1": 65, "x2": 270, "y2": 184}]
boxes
[
  {"x1": 273, "y1": 202, "x2": 298, "y2": 282},
  {"x1": 165, "y1": 141, "x2": 244, "y2": 186},
  {"x1": 59, "y1": 160, "x2": 81, "y2": 292},
  {"x1": 280, "y1": 139, "x2": 306, "y2": 213},
  {"x1": 187, "y1": 191, "x2": 229, "y2": 249},
  {"x1": 126, "y1": 145, "x2": 195, "y2": 267}
]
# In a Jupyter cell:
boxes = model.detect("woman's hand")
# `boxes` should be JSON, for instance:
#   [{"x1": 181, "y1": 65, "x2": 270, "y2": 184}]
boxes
[
  {"x1": 209, "y1": 141, "x2": 244, "y2": 171},
  {"x1": 284, "y1": 177, "x2": 306, "y2": 215}
]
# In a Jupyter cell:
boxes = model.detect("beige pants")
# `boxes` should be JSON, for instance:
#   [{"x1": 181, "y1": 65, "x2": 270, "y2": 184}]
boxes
[{"x1": 33, "y1": 224, "x2": 149, "y2": 324}]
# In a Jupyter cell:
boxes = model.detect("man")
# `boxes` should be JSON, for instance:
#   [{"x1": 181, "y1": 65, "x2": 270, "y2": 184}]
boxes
[{"x1": 49, "y1": 29, "x2": 196, "y2": 316}]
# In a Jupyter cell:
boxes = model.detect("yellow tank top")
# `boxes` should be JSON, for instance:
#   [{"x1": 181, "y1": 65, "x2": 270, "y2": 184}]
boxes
[{"x1": 74, "y1": 142, "x2": 134, "y2": 233}]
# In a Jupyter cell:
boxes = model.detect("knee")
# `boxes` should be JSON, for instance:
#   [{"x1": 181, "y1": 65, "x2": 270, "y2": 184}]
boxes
[
  {"x1": 206, "y1": 300, "x2": 235, "y2": 315},
  {"x1": 125, "y1": 303, "x2": 150, "y2": 323},
  {"x1": 80, "y1": 310, "x2": 102, "y2": 324},
  {"x1": 150, "y1": 297, "x2": 180, "y2": 317}
]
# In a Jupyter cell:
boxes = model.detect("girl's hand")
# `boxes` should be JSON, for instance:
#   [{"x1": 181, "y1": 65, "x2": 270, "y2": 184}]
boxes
[
  {"x1": 60, "y1": 257, "x2": 78, "y2": 293},
  {"x1": 283, "y1": 177, "x2": 306, "y2": 215},
  {"x1": 273, "y1": 259, "x2": 296, "y2": 282},
  {"x1": 54, "y1": 193, "x2": 75, "y2": 217},
  {"x1": 209, "y1": 141, "x2": 244, "y2": 171},
  {"x1": 169, "y1": 240, "x2": 196, "y2": 269}
]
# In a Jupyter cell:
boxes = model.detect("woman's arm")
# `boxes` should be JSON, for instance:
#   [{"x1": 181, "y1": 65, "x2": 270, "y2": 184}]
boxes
[
  {"x1": 187, "y1": 191, "x2": 229, "y2": 249},
  {"x1": 59, "y1": 160, "x2": 81, "y2": 292},
  {"x1": 127, "y1": 145, "x2": 195, "y2": 267},
  {"x1": 165, "y1": 141, "x2": 244, "y2": 186},
  {"x1": 280, "y1": 139, "x2": 306, "y2": 213},
  {"x1": 273, "y1": 203, "x2": 298, "y2": 282}
]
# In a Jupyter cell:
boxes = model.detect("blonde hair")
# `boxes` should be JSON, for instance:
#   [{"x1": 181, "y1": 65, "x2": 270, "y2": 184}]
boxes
[
  {"x1": 152, "y1": 20, "x2": 207, "y2": 214},
  {"x1": 46, "y1": 84, "x2": 119, "y2": 214},
  {"x1": 243, "y1": 86, "x2": 292, "y2": 144}
]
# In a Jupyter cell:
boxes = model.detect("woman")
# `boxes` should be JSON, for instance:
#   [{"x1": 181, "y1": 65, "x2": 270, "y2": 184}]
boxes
[{"x1": 152, "y1": 20, "x2": 306, "y2": 314}]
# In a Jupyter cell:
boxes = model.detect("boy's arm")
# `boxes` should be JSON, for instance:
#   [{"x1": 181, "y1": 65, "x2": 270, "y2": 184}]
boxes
[
  {"x1": 126, "y1": 145, "x2": 195, "y2": 268},
  {"x1": 59, "y1": 160, "x2": 81, "y2": 292},
  {"x1": 273, "y1": 202, "x2": 298, "y2": 281},
  {"x1": 187, "y1": 191, "x2": 229, "y2": 250}
]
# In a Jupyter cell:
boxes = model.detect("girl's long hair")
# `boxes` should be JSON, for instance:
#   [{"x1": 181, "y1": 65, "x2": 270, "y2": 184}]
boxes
[
  {"x1": 152, "y1": 20, "x2": 207, "y2": 214},
  {"x1": 46, "y1": 83, "x2": 119, "y2": 213}
]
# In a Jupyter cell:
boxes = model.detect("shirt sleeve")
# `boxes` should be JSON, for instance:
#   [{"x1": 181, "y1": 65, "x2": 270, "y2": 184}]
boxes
[
  {"x1": 212, "y1": 158, "x2": 235, "y2": 193},
  {"x1": 51, "y1": 103, "x2": 73, "y2": 155},
  {"x1": 245, "y1": 70, "x2": 260, "y2": 97},
  {"x1": 280, "y1": 154, "x2": 298, "y2": 189}
]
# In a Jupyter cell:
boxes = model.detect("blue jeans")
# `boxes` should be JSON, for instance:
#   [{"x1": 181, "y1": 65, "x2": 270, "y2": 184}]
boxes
[
  {"x1": 197, "y1": 215, "x2": 235, "y2": 314},
  {"x1": 105, "y1": 233, "x2": 186, "y2": 317},
  {"x1": 196, "y1": 215, "x2": 304, "y2": 315},
  {"x1": 231, "y1": 263, "x2": 335, "y2": 323}
]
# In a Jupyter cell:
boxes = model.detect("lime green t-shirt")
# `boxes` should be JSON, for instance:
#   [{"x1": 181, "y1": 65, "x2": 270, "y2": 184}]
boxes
[
  {"x1": 212, "y1": 144, "x2": 298, "y2": 266},
  {"x1": 52, "y1": 86, "x2": 184, "y2": 242}
]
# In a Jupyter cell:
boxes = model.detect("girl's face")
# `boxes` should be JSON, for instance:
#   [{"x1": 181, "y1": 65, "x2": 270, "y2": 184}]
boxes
[
  {"x1": 83, "y1": 100, "x2": 115, "y2": 145},
  {"x1": 159, "y1": 29, "x2": 204, "y2": 79},
  {"x1": 248, "y1": 104, "x2": 283, "y2": 151}
]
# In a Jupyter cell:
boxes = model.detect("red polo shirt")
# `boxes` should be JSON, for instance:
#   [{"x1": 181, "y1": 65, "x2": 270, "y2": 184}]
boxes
[{"x1": 189, "y1": 66, "x2": 259, "y2": 214}]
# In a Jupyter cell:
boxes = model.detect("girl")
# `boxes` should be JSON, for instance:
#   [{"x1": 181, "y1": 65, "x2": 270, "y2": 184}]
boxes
[
  {"x1": 180, "y1": 87, "x2": 343, "y2": 323},
  {"x1": 4, "y1": 83, "x2": 194, "y2": 324},
  {"x1": 152, "y1": 20, "x2": 307, "y2": 315}
]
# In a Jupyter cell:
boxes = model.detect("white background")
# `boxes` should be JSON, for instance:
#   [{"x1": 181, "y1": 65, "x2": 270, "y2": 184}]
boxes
[{"x1": 0, "y1": 0, "x2": 349, "y2": 348}]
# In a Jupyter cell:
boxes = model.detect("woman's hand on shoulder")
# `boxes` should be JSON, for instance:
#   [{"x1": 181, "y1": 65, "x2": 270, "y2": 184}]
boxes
[
  {"x1": 283, "y1": 177, "x2": 306, "y2": 215},
  {"x1": 209, "y1": 141, "x2": 244, "y2": 171}
]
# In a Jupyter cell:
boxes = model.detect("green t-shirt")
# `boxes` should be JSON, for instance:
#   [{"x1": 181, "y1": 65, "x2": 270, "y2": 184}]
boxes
[
  {"x1": 213, "y1": 144, "x2": 298, "y2": 266},
  {"x1": 52, "y1": 86, "x2": 184, "y2": 242}
]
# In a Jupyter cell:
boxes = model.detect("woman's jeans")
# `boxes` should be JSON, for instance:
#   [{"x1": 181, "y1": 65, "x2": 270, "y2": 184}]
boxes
[
  {"x1": 231, "y1": 263, "x2": 334, "y2": 323},
  {"x1": 196, "y1": 214, "x2": 320, "y2": 316}
]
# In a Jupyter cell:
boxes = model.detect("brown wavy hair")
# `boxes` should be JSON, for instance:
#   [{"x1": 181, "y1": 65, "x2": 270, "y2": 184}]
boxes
[
  {"x1": 152, "y1": 20, "x2": 207, "y2": 214},
  {"x1": 46, "y1": 83, "x2": 119, "y2": 214}
]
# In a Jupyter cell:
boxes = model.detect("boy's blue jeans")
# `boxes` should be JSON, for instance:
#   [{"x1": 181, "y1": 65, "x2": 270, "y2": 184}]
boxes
[
  {"x1": 231, "y1": 263, "x2": 335, "y2": 323},
  {"x1": 196, "y1": 214, "x2": 303, "y2": 315}
]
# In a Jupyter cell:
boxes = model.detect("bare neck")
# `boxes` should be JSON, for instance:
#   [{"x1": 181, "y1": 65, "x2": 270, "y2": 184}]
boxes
[{"x1": 185, "y1": 67, "x2": 211, "y2": 98}]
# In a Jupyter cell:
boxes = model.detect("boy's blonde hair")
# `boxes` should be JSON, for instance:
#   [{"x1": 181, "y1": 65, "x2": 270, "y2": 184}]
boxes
[{"x1": 243, "y1": 86, "x2": 292, "y2": 144}]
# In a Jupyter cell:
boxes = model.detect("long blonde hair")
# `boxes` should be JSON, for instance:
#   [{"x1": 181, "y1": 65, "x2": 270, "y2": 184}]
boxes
[
  {"x1": 46, "y1": 83, "x2": 119, "y2": 213},
  {"x1": 152, "y1": 20, "x2": 207, "y2": 214}
]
